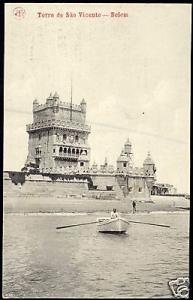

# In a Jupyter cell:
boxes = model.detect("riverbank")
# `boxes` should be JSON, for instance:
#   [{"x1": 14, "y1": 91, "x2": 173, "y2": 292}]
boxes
[{"x1": 3, "y1": 195, "x2": 189, "y2": 214}]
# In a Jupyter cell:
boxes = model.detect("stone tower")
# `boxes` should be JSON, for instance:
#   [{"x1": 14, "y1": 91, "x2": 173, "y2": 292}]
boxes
[
  {"x1": 143, "y1": 151, "x2": 156, "y2": 176},
  {"x1": 143, "y1": 151, "x2": 157, "y2": 194},
  {"x1": 25, "y1": 92, "x2": 91, "y2": 173},
  {"x1": 116, "y1": 138, "x2": 134, "y2": 173}
]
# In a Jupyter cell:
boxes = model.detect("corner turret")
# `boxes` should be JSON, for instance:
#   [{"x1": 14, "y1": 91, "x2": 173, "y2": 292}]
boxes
[
  {"x1": 46, "y1": 92, "x2": 54, "y2": 106},
  {"x1": 117, "y1": 149, "x2": 129, "y2": 173},
  {"x1": 33, "y1": 98, "x2": 39, "y2": 110},
  {"x1": 53, "y1": 91, "x2": 59, "y2": 105},
  {"x1": 80, "y1": 98, "x2": 87, "y2": 113},
  {"x1": 143, "y1": 152, "x2": 156, "y2": 176},
  {"x1": 124, "y1": 138, "x2": 132, "y2": 155}
]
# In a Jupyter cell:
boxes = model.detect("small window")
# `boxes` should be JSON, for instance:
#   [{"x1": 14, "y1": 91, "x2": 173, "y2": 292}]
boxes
[
  {"x1": 80, "y1": 162, "x2": 84, "y2": 166},
  {"x1": 63, "y1": 134, "x2": 67, "y2": 141},
  {"x1": 53, "y1": 149, "x2": 55, "y2": 153},
  {"x1": 139, "y1": 187, "x2": 142, "y2": 192},
  {"x1": 123, "y1": 162, "x2": 127, "y2": 167},
  {"x1": 59, "y1": 147, "x2": 62, "y2": 152},
  {"x1": 75, "y1": 135, "x2": 79, "y2": 142}
]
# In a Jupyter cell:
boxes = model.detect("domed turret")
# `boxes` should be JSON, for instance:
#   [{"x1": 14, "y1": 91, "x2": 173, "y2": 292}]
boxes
[
  {"x1": 117, "y1": 149, "x2": 129, "y2": 173},
  {"x1": 117, "y1": 149, "x2": 129, "y2": 162},
  {"x1": 124, "y1": 138, "x2": 132, "y2": 155},
  {"x1": 143, "y1": 152, "x2": 154, "y2": 165},
  {"x1": 143, "y1": 152, "x2": 156, "y2": 176},
  {"x1": 125, "y1": 138, "x2": 131, "y2": 145},
  {"x1": 53, "y1": 91, "x2": 59, "y2": 99},
  {"x1": 33, "y1": 98, "x2": 38, "y2": 104},
  {"x1": 46, "y1": 92, "x2": 54, "y2": 105},
  {"x1": 33, "y1": 98, "x2": 39, "y2": 110},
  {"x1": 53, "y1": 92, "x2": 59, "y2": 106},
  {"x1": 80, "y1": 98, "x2": 87, "y2": 113}
]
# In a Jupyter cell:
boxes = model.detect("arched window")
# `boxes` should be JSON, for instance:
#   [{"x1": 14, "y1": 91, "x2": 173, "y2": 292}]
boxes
[
  {"x1": 80, "y1": 162, "x2": 84, "y2": 166},
  {"x1": 72, "y1": 148, "x2": 75, "y2": 154},
  {"x1": 123, "y1": 162, "x2": 127, "y2": 167},
  {"x1": 75, "y1": 135, "x2": 79, "y2": 142},
  {"x1": 64, "y1": 148, "x2": 67, "y2": 153},
  {"x1": 76, "y1": 149, "x2": 79, "y2": 154},
  {"x1": 68, "y1": 148, "x2": 71, "y2": 154},
  {"x1": 59, "y1": 147, "x2": 62, "y2": 152},
  {"x1": 63, "y1": 134, "x2": 67, "y2": 141}
]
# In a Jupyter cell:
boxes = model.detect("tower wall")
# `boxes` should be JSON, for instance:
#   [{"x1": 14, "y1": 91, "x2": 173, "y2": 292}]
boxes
[{"x1": 25, "y1": 94, "x2": 90, "y2": 174}]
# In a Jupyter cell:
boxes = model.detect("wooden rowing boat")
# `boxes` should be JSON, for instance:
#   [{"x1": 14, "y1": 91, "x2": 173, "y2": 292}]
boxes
[{"x1": 97, "y1": 217, "x2": 129, "y2": 233}]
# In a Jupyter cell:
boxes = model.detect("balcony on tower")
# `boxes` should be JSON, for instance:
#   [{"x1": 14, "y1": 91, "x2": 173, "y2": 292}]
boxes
[{"x1": 52, "y1": 146, "x2": 89, "y2": 162}]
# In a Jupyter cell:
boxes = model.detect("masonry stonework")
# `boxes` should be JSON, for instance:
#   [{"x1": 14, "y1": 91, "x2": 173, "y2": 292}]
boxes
[{"x1": 20, "y1": 93, "x2": 157, "y2": 200}]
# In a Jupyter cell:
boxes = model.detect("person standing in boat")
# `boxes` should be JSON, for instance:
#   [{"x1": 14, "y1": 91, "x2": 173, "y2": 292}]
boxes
[
  {"x1": 111, "y1": 208, "x2": 119, "y2": 219},
  {"x1": 132, "y1": 200, "x2": 136, "y2": 214}
]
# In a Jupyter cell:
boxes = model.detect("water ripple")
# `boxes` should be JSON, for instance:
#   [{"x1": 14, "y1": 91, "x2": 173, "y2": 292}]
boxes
[{"x1": 3, "y1": 213, "x2": 189, "y2": 298}]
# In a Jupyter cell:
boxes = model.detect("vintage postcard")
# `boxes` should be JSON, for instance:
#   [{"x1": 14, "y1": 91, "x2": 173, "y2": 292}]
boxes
[{"x1": 3, "y1": 3, "x2": 191, "y2": 298}]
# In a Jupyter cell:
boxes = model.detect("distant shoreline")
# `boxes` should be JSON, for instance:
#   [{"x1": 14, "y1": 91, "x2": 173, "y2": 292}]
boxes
[
  {"x1": 3, "y1": 194, "x2": 189, "y2": 214},
  {"x1": 4, "y1": 210, "x2": 189, "y2": 216}
]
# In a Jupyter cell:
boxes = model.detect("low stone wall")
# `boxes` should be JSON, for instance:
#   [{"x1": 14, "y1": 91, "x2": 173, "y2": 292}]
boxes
[
  {"x1": 87, "y1": 190, "x2": 118, "y2": 200},
  {"x1": 3, "y1": 171, "x2": 151, "y2": 200},
  {"x1": 3, "y1": 171, "x2": 88, "y2": 197}
]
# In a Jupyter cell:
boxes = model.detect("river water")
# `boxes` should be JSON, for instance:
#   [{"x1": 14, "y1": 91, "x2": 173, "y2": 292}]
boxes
[{"x1": 3, "y1": 212, "x2": 189, "y2": 298}]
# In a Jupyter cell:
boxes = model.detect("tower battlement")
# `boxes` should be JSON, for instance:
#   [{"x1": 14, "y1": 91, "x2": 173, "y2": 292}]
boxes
[
  {"x1": 32, "y1": 93, "x2": 87, "y2": 125},
  {"x1": 33, "y1": 100, "x2": 83, "y2": 113}
]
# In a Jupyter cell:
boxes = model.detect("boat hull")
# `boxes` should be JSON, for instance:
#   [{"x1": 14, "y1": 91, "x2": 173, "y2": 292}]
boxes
[{"x1": 97, "y1": 217, "x2": 129, "y2": 233}]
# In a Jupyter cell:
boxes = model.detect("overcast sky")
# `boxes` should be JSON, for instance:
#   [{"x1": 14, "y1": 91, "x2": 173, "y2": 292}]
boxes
[{"x1": 4, "y1": 3, "x2": 191, "y2": 193}]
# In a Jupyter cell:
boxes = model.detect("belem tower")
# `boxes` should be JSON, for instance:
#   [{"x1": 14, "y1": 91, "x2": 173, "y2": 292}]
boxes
[
  {"x1": 4, "y1": 91, "x2": 166, "y2": 200},
  {"x1": 15, "y1": 91, "x2": 156, "y2": 200}
]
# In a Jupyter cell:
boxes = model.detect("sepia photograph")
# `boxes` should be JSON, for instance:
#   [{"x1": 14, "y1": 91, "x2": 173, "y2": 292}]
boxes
[{"x1": 3, "y1": 3, "x2": 190, "y2": 298}]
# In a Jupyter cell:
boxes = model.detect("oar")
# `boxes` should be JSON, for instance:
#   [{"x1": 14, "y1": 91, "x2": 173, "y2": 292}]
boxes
[
  {"x1": 125, "y1": 220, "x2": 170, "y2": 228},
  {"x1": 176, "y1": 207, "x2": 190, "y2": 210},
  {"x1": 56, "y1": 221, "x2": 98, "y2": 230}
]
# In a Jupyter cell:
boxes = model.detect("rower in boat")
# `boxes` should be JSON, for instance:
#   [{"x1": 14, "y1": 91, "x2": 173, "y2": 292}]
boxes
[{"x1": 110, "y1": 208, "x2": 118, "y2": 219}]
